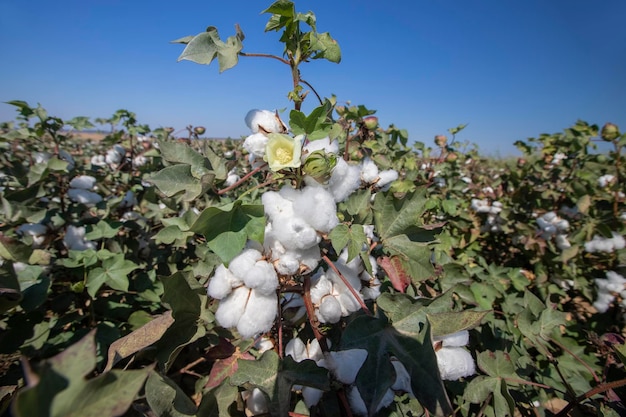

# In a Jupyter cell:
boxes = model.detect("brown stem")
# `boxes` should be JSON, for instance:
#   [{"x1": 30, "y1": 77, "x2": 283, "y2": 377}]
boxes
[
  {"x1": 300, "y1": 78, "x2": 323, "y2": 106},
  {"x1": 277, "y1": 291, "x2": 284, "y2": 359},
  {"x1": 303, "y1": 275, "x2": 329, "y2": 352},
  {"x1": 613, "y1": 139, "x2": 622, "y2": 217},
  {"x1": 555, "y1": 378, "x2": 626, "y2": 417},
  {"x1": 322, "y1": 254, "x2": 372, "y2": 316},
  {"x1": 217, "y1": 162, "x2": 267, "y2": 195},
  {"x1": 550, "y1": 337, "x2": 600, "y2": 383}
]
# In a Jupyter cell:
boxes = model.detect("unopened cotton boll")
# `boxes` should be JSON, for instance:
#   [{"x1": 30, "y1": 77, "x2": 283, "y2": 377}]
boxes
[{"x1": 436, "y1": 346, "x2": 476, "y2": 380}]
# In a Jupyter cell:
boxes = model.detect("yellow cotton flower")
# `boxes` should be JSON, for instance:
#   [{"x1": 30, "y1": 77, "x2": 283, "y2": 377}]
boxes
[{"x1": 265, "y1": 133, "x2": 303, "y2": 171}]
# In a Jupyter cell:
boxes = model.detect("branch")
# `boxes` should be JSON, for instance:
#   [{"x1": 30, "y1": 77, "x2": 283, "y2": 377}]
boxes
[
  {"x1": 322, "y1": 254, "x2": 372, "y2": 316},
  {"x1": 217, "y1": 162, "x2": 267, "y2": 195},
  {"x1": 239, "y1": 52, "x2": 290, "y2": 66},
  {"x1": 555, "y1": 378, "x2": 626, "y2": 417}
]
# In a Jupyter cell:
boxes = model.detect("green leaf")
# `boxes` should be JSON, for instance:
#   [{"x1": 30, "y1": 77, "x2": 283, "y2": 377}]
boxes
[
  {"x1": 197, "y1": 382, "x2": 239, "y2": 417},
  {"x1": 84, "y1": 220, "x2": 121, "y2": 240},
  {"x1": 341, "y1": 314, "x2": 452, "y2": 416},
  {"x1": 145, "y1": 371, "x2": 197, "y2": 417},
  {"x1": 0, "y1": 266, "x2": 22, "y2": 314},
  {"x1": 289, "y1": 103, "x2": 332, "y2": 139},
  {"x1": 427, "y1": 310, "x2": 489, "y2": 338},
  {"x1": 147, "y1": 164, "x2": 212, "y2": 202},
  {"x1": 477, "y1": 350, "x2": 517, "y2": 379},
  {"x1": 231, "y1": 350, "x2": 329, "y2": 417},
  {"x1": 177, "y1": 26, "x2": 244, "y2": 73},
  {"x1": 308, "y1": 32, "x2": 341, "y2": 63},
  {"x1": 0, "y1": 234, "x2": 33, "y2": 263},
  {"x1": 191, "y1": 201, "x2": 265, "y2": 264},
  {"x1": 86, "y1": 255, "x2": 139, "y2": 298},
  {"x1": 328, "y1": 224, "x2": 367, "y2": 263}
]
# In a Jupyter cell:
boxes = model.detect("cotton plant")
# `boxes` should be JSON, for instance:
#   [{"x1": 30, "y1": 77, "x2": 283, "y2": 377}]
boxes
[
  {"x1": 433, "y1": 330, "x2": 477, "y2": 381},
  {"x1": 471, "y1": 199, "x2": 505, "y2": 233},
  {"x1": 536, "y1": 211, "x2": 571, "y2": 250},
  {"x1": 91, "y1": 144, "x2": 127, "y2": 169},
  {"x1": 593, "y1": 271, "x2": 626, "y2": 313}
]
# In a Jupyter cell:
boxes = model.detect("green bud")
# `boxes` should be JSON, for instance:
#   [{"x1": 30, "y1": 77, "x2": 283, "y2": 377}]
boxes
[
  {"x1": 302, "y1": 150, "x2": 337, "y2": 183},
  {"x1": 434, "y1": 135, "x2": 447, "y2": 147},
  {"x1": 194, "y1": 126, "x2": 206, "y2": 135},
  {"x1": 363, "y1": 116, "x2": 379, "y2": 130},
  {"x1": 601, "y1": 123, "x2": 619, "y2": 141}
]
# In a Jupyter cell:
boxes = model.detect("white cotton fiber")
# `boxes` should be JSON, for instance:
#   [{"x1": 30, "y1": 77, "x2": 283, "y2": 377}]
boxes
[
  {"x1": 228, "y1": 249, "x2": 263, "y2": 280},
  {"x1": 298, "y1": 245, "x2": 321, "y2": 273},
  {"x1": 261, "y1": 190, "x2": 295, "y2": 221},
  {"x1": 273, "y1": 216, "x2": 320, "y2": 249},
  {"x1": 285, "y1": 338, "x2": 307, "y2": 362},
  {"x1": 274, "y1": 251, "x2": 300, "y2": 276},
  {"x1": 293, "y1": 186, "x2": 339, "y2": 232},
  {"x1": 245, "y1": 109, "x2": 284, "y2": 134},
  {"x1": 69, "y1": 175, "x2": 97, "y2": 190},
  {"x1": 328, "y1": 158, "x2": 362, "y2": 202},
  {"x1": 243, "y1": 260, "x2": 278, "y2": 295},
  {"x1": 67, "y1": 189, "x2": 103, "y2": 205},
  {"x1": 377, "y1": 169, "x2": 399, "y2": 190},
  {"x1": 436, "y1": 347, "x2": 476, "y2": 380},
  {"x1": 318, "y1": 295, "x2": 342, "y2": 323},
  {"x1": 243, "y1": 132, "x2": 269, "y2": 158},
  {"x1": 346, "y1": 386, "x2": 368, "y2": 416},
  {"x1": 237, "y1": 290, "x2": 277, "y2": 338},
  {"x1": 215, "y1": 286, "x2": 250, "y2": 329},
  {"x1": 322, "y1": 349, "x2": 368, "y2": 385},
  {"x1": 361, "y1": 277, "x2": 381, "y2": 300},
  {"x1": 390, "y1": 358, "x2": 412, "y2": 393},
  {"x1": 207, "y1": 264, "x2": 238, "y2": 299},
  {"x1": 360, "y1": 157, "x2": 379, "y2": 183},
  {"x1": 310, "y1": 273, "x2": 333, "y2": 305},
  {"x1": 302, "y1": 387, "x2": 324, "y2": 409},
  {"x1": 303, "y1": 137, "x2": 339, "y2": 155}
]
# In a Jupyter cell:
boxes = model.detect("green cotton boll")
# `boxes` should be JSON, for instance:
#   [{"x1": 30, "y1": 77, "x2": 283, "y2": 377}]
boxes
[{"x1": 302, "y1": 150, "x2": 337, "y2": 183}]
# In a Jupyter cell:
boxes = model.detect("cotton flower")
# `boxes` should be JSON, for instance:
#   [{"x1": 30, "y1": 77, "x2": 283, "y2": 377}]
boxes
[{"x1": 265, "y1": 133, "x2": 303, "y2": 171}]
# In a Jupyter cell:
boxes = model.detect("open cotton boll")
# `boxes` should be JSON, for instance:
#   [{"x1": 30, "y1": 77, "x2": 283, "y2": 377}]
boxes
[
  {"x1": 272, "y1": 216, "x2": 320, "y2": 250},
  {"x1": 285, "y1": 338, "x2": 308, "y2": 362},
  {"x1": 215, "y1": 286, "x2": 250, "y2": 329},
  {"x1": 435, "y1": 330, "x2": 470, "y2": 347},
  {"x1": 318, "y1": 295, "x2": 342, "y2": 323},
  {"x1": 436, "y1": 346, "x2": 476, "y2": 380},
  {"x1": 361, "y1": 277, "x2": 382, "y2": 300},
  {"x1": 69, "y1": 175, "x2": 97, "y2": 190},
  {"x1": 243, "y1": 260, "x2": 278, "y2": 296},
  {"x1": 243, "y1": 132, "x2": 269, "y2": 158},
  {"x1": 377, "y1": 169, "x2": 399, "y2": 190},
  {"x1": 297, "y1": 245, "x2": 321, "y2": 273},
  {"x1": 245, "y1": 109, "x2": 285, "y2": 134},
  {"x1": 244, "y1": 388, "x2": 269, "y2": 415},
  {"x1": 310, "y1": 273, "x2": 333, "y2": 305},
  {"x1": 228, "y1": 249, "x2": 263, "y2": 280},
  {"x1": 207, "y1": 264, "x2": 240, "y2": 299},
  {"x1": 555, "y1": 234, "x2": 571, "y2": 250},
  {"x1": 322, "y1": 349, "x2": 368, "y2": 385},
  {"x1": 68, "y1": 189, "x2": 103, "y2": 205},
  {"x1": 390, "y1": 358, "x2": 412, "y2": 393},
  {"x1": 303, "y1": 137, "x2": 339, "y2": 155},
  {"x1": 237, "y1": 290, "x2": 277, "y2": 338},
  {"x1": 328, "y1": 158, "x2": 362, "y2": 202},
  {"x1": 274, "y1": 251, "x2": 300, "y2": 276},
  {"x1": 360, "y1": 157, "x2": 379, "y2": 183},
  {"x1": 64, "y1": 225, "x2": 96, "y2": 251},
  {"x1": 262, "y1": 190, "x2": 295, "y2": 221},
  {"x1": 292, "y1": 186, "x2": 339, "y2": 232}
]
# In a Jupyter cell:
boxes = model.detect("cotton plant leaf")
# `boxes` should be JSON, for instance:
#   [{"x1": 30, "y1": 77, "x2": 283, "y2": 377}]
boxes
[
  {"x1": 176, "y1": 26, "x2": 244, "y2": 72},
  {"x1": 145, "y1": 371, "x2": 197, "y2": 417}
]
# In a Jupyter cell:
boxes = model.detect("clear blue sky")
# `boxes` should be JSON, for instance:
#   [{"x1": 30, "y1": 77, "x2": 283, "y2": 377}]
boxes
[{"x1": 1, "y1": 0, "x2": 624, "y2": 156}]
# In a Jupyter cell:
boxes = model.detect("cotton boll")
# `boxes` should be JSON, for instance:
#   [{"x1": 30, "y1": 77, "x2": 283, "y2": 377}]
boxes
[
  {"x1": 328, "y1": 158, "x2": 362, "y2": 202},
  {"x1": 285, "y1": 338, "x2": 308, "y2": 362},
  {"x1": 612, "y1": 233, "x2": 626, "y2": 250},
  {"x1": 68, "y1": 189, "x2": 103, "y2": 205},
  {"x1": 298, "y1": 245, "x2": 321, "y2": 273},
  {"x1": 607, "y1": 271, "x2": 626, "y2": 284},
  {"x1": 207, "y1": 264, "x2": 239, "y2": 299},
  {"x1": 69, "y1": 175, "x2": 97, "y2": 190},
  {"x1": 244, "y1": 388, "x2": 269, "y2": 415},
  {"x1": 243, "y1": 260, "x2": 278, "y2": 296},
  {"x1": 593, "y1": 292, "x2": 614, "y2": 313},
  {"x1": 237, "y1": 290, "x2": 278, "y2": 339},
  {"x1": 435, "y1": 330, "x2": 470, "y2": 347},
  {"x1": 262, "y1": 190, "x2": 295, "y2": 221},
  {"x1": 273, "y1": 216, "x2": 320, "y2": 250},
  {"x1": 215, "y1": 286, "x2": 250, "y2": 329},
  {"x1": 361, "y1": 277, "x2": 382, "y2": 300},
  {"x1": 318, "y1": 295, "x2": 342, "y2": 323},
  {"x1": 390, "y1": 358, "x2": 412, "y2": 393},
  {"x1": 310, "y1": 273, "x2": 333, "y2": 305},
  {"x1": 555, "y1": 234, "x2": 571, "y2": 250},
  {"x1": 243, "y1": 132, "x2": 269, "y2": 158},
  {"x1": 245, "y1": 109, "x2": 285, "y2": 134},
  {"x1": 360, "y1": 157, "x2": 379, "y2": 183},
  {"x1": 228, "y1": 249, "x2": 263, "y2": 280},
  {"x1": 64, "y1": 225, "x2": 96, "y2": 251},
  {"x1": 346, "y1": 386, "x2": 368, "y2": 416},
  {"x1": 302, "y1": 387, "x2": 324, "y2": 409},
  {"x1": 274, "y1": 251, "x2": 301, "y2": 276},
  {"x1": 377, "y1": 169, "x2": 399, "y2": 190},
  {"x1": 303, "y1": 137, "x2": 339, "y2": 155},
  {"x1": 322, "y1": 349, "x2": 368, "y2": 384},
  {"x1": 255, "y1": 337, "x2": 274, "y2": 354},
  {"x1": 436, "y1": 347, "x2": 476, "y2": 380},
  {"x1": 293, "y1": 186, "x2": 339, "y2": 232}
]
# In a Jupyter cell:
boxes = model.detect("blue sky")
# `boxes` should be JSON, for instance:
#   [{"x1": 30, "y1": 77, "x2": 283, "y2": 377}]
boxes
[{"x1": 1, "y1": 0, "x2": 624, "y2": 156}]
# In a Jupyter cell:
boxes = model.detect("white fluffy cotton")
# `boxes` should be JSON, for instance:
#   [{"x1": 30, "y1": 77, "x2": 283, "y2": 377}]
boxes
[
  {"x1": 585, "y1": 232, "x2": 625, "y2": 253},
  {"x1": 243, "y1": 132, "x2": 269, "y2": 158},
  {"x1": 292, "y1": 186, "x2": 338, "y2": 233},
  {"x1": 436, "y1": 347, "x2": 476, "y2": 380},
  {"x1": 64, "y1": 225, "x2": 96, "y2": 251},
  {"x1": 67, "y1": 189, "x2": 103, "y2": 205},
  {"x1": 321, "y1": 349, "x2": 368, "y2": 385},
  {"x1": 245, "y1": 109, "x2": 285, "y2": 134},
  {"x1": 303, "y1": 137, "x2": 339, "y2": 155},
  {"x1": 69, "y1": 175, "x2": 97, "y2": 190},
  {"x1": 593, "y1": 271, "x2": 626, "y2": 313},
  {"x1": 328, "y1": 158, "x2": 362, "y2": 202}
]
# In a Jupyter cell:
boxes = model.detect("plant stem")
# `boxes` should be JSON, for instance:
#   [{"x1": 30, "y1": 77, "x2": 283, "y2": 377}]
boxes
[
  {"x1": 303, "y1": 275, "x2": 328, "y2": 352},
  {"x1": 322, "y1": 254, "x2": 372, "y2": 316},
  {"x1": 555, "y1": 378, "x2": 626, "y2": 417},
  {"x1": 217, "y1": 163, "x2": 268, "y2": 195},
  {"x1": 239, "y1": 52, "x2": 290, "y2": 66}
]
